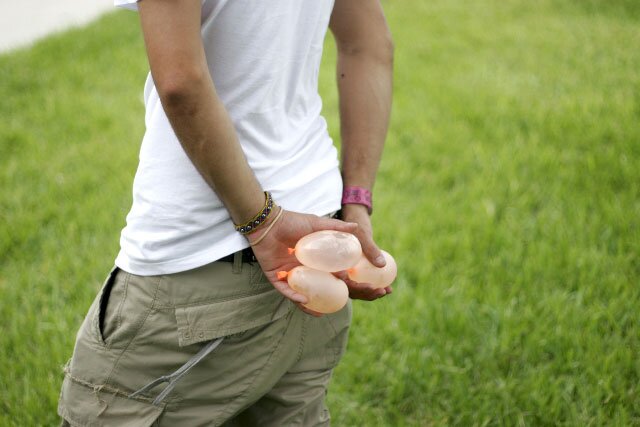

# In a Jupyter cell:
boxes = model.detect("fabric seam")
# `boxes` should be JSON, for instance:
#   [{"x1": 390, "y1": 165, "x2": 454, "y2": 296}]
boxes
[{"x1": 103, "y1": 275, "x2": 163, "y2": 388}]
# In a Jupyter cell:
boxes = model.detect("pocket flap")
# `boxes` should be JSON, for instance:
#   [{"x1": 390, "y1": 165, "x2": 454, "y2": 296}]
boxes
[{"x1": 175, "y1": 289, "x2": 292, "y2": 346}]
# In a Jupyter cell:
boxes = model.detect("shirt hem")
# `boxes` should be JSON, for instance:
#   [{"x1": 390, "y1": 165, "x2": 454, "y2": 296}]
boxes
[{"x1": 115, "y1": 200, "x2": 341, "y2": 276}]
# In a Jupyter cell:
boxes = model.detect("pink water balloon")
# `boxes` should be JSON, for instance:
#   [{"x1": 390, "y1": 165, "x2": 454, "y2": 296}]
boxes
[
  {"x1": 278, "y1": 266, "x2": 349, "y2": 314},
  {"x1": 347, "y1": 250, "x2": 397, "y2": 289},
  {"x1": 289, "y1": 230, "x2": 362, "y2": 272}
]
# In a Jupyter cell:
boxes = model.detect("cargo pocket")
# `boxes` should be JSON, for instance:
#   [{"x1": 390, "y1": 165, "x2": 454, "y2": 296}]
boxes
[
  {"x1": 90, "y1": 267, "x2": 120, "y2": 346},
  {"x1": 92, "y1": 268, "x2": 160, "y2": 349},
  {"x1": 174, "y1": 288, "x2": 293, "y2": 347},
  {"x1": 58, "y1": 373, "x2": 164, "y2": 427}
]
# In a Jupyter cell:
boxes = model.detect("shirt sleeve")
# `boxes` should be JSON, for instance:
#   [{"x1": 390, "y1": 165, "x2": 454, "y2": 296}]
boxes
[{"x1": 114, "y1": 0, "x2": 139, "y2": 11}]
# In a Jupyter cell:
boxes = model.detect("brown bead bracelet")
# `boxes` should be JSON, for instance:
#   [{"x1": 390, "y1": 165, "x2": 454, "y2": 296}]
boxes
[{"x1": 234, "y1": 191, "x2": 274, "y2": 235}]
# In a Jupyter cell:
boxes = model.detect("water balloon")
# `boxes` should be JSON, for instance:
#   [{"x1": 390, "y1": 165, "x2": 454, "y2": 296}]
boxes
[
  {"x1": 347, "y1": 250, "x2": 397, "y2": 289},
  {"x1": 289, "y1": 230, "x2": 362, "y2": 272},
  {"x1": 277, "y1": 266, "x2": 349, "y2": 314}
]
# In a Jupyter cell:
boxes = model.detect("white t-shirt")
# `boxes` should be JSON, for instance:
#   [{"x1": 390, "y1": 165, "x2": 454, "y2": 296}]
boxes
[{"x1": 114, "y1": 0, "x2": 342, "y2": 275}]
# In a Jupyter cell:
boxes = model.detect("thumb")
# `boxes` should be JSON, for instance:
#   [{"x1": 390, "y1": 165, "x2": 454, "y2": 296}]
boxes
[{"x1": 360, "y1": 234, "x2": 386, "y2": 268}]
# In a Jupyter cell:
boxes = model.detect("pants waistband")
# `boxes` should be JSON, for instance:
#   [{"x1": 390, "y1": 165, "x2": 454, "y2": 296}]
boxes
[{"x1": 217, "y1": 247, "x2": 256, "y2": 264}]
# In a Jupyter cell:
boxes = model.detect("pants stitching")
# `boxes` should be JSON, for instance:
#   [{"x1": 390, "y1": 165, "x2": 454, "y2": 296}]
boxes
[
  {"x1": 296, "y1": 312, "x2": 308, "y2": 365},
  {"x1": 114, "y1": 271, "x2": 130, "y2": 332},
  {"x1": 103, "y1": 275, "x2": 163, "y2": 388},
  {"x1": 214, "y1": 313, "x2": 296, "y2": 424},
  {"x1": 63, "y1": 367, "x2": 157, "y2": 405}
]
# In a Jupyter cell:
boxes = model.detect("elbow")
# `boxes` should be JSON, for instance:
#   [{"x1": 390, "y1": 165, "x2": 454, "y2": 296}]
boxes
[
  {"x1": 155, "y1": 68, "x2": 208, "y2": 110},
  {"x1": 338, "y1": 31, "x2": 394, "y2": 66}
]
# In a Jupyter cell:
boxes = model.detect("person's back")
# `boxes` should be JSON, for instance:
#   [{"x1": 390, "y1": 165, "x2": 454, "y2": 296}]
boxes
[
  {"x1": 59, "y1": 0, "x2": 394, "y2": 424},
  {"x1": 117, "y1": 0, "x2": 342, "y2": 275}
]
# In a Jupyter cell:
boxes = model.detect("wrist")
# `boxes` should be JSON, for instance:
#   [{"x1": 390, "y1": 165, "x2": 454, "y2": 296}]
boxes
[
  {"x1": 341, "y1": 186, "x2": 373, "y2": 215},
  {"x1": 340, "y1": 204, "x2": 372, "y2": 228},
  {"x1": 341, "y1": 203, "x2": 369, "y2": 217},
  {"x1": 233, "y1": 191, "x2": 274, "y2": 235},
  {"x1": 247, "y1": 204, "x2": 283, "y2": 245}
]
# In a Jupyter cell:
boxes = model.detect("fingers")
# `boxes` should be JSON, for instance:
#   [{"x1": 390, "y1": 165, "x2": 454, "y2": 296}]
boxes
[
  {"x1": 333, "y1": 270, "x2": 349, "y2": 281},
  {"x1": 295, "y1": 302, "x2": 324, "y2": 317},
  {"x1": 269, "y1": 274, "x2": 322, "y2": 316},
  {"x1": 334, "y1": 271, "x2": 393, "y2": 300},
  {"x1": 271, "y1": 280, "x2": 308, "y2": 304},
  {"x1": 311, "y1": 216, "x2": 358, "y2": 233},
  {"x1": 346, "y1": 279, "x2": 389, "y2": 301}
]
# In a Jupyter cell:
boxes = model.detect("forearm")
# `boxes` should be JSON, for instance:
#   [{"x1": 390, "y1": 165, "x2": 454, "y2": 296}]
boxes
[
  {"x1": 337, "y1": 50, "x2": 393, "y2": 189},
  {"x1": 328, "y1": 0, "x2": 394, "y2": 272},
  {"x1": 331, "y1": 0, "x2": 394, "y2": 191},
  {"x1": 160, "y1": 75, "x2": 264, "y2": 225},
  {"x1": 335, "y1": 42, "x2": 393, "y2": 267},
  {"x1": 137, "y1": 0, "x2": 264, "y2": 225}
]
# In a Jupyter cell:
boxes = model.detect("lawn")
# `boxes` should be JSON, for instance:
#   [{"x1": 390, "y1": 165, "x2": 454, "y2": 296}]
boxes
[{"x1": 1, "y1": 1, "x2": 639, "y2": 425}]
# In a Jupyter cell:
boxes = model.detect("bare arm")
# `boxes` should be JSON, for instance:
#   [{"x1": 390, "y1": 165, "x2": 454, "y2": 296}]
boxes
[
  {"x1": 137, "y1": 0, "x2": 264, "y2": 224},
  {"x1": 330, "y1": 0, "x2": 394, "y2": 191},
  {"x1": 330, "y1": 0, "x2": 394, "y2": 299},
  {"x1": 137, "y1": 0, "x2": 357, "y2": 311}
]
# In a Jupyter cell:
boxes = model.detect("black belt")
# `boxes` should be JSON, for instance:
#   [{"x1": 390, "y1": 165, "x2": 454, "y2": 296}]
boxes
[{"x1": 217, "y1": 247, "x2": 257, "y2": 263}]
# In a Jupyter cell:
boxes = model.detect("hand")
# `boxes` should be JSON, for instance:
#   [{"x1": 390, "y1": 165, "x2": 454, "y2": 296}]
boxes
[
  {"x1": 248, "y1": 207, "x2": 358, "y2": 316},
  {"x1": 339, "y1": 204, "x2": 393, "y2": 300}
]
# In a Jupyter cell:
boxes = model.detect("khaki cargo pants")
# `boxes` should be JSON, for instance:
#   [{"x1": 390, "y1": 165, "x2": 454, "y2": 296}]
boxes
[{"x1": 58, "y1": 252, "x2": 351, "y2": 426}]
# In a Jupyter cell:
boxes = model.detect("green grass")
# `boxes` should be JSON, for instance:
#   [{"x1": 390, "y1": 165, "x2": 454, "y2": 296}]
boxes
[{"x1": 1, "y1": 1, "x2": 639, "y2": 425}]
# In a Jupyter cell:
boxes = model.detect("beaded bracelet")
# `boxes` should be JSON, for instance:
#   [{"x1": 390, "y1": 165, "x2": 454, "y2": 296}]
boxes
[
  {"x1": 250, "y1": 206, "x2": 284, "y2": 246},
  {"x1": 234, "y1": 191, "x2": 274, "y2": 235}
]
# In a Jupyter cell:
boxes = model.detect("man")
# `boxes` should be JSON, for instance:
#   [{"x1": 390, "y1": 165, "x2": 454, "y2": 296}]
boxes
[{"x1": 58, "y1": 0, "x2": 393, "y2": 425}]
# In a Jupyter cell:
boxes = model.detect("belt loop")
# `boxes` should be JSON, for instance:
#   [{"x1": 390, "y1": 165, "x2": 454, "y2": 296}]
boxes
[{"x1": 232, "y1": 250, "x2": 243, "y2": 274}]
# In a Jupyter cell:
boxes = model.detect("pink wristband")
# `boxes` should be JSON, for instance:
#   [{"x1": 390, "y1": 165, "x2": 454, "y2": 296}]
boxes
[{"x1": 341, "y1": 186, "x2": 373, "y2": 215}]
